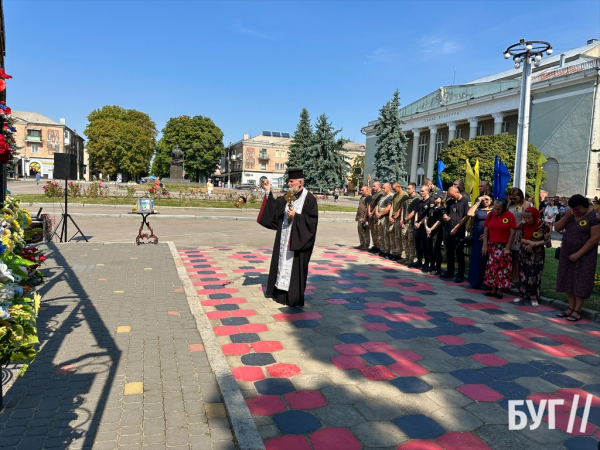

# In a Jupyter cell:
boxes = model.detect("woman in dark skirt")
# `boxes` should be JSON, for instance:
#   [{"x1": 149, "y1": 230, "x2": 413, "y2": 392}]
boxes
[
  {"x1": 467, "y1": 194, "x2": 493, "y2": 288},
  {"x1": 514, "y1": 207, "x2": 551, "y2": 306},
  {"x1": 555, "y1": 195, "x2": 600, "y2": 321}
]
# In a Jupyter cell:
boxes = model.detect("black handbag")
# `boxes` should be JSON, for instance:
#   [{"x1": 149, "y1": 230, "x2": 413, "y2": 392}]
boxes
[{"x1": 555, "y1": 247, "x2": 561, "y2": 259}]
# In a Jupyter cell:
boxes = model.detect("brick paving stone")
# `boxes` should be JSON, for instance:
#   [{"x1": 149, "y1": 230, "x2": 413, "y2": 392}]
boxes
[{"x1": 0, "y1": 243, "x2": 235, "y2": 450}]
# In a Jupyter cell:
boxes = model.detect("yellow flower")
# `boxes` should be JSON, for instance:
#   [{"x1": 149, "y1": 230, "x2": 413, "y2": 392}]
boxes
[
  {"x1": 502, "y1": 218, "x2": 509, "y2": 224},
  {"x1": 579, "y1": 220, "x2": 587, "y2": 227},
  {"x1": 516, "y1": 206, "x2": 520, "y2": 211},
  {"x1": 532, "y1": 232, "x2": 541, "y2": 238}
]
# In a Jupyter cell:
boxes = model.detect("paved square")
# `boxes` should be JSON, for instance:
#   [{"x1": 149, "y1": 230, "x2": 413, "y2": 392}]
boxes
[{"x1": 182, "y1": 245, "x2": 600, "y2": 450}]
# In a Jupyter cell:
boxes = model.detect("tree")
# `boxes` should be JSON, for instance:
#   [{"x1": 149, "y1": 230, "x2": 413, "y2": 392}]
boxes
[
  {"x1": 435, "y1": 134, "x2": 546, "y2": 198},
  {"x1": 154, "y1": 115, "x2": 224, "y2": 182},
  {"x1": 285, "y1": 108, "x2": 313, "y2": 181},
  {"x1": 303, "y1": 114, "x2": 350, "y2": 192},
  {"x1": 374, "y1": 90, "x2": 409, "y2": 186},
  {"x1": 350, "y1": 154, "x2": 365, "y2": 189},
  {"x1": 84, "y1": 105, "x2": 157, "y2": 180}
]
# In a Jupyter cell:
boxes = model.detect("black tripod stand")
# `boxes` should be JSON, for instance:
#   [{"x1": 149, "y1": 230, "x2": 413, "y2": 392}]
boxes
[{"x1": 51, "y1": 178, "x2": 88, "y2": 242}]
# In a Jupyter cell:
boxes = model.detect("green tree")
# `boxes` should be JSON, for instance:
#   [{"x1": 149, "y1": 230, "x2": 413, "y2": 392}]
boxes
[
  {"x1": 435, "y1": 134, "x2": 546, "y2": 198},
  {"x1": 350, "y1": 154, "x2": 365, "y2": 189},
  {"x1": 84, "y1": 105, "x2": 157, "y2": 180},
  {"x1": 155, "y1": 115, "x2": 224, "y2": 182},
  {"x1": 374, "y1": 90, "x2": 409, "y2": 186},
  {"x1": 286, "y1": 108, "x2": 313, "y2": 181},
  {"x1": 150, "y1": 137, "x2": 171, "y2": 178},
  {"x1": 303, "y1": 114, "x2": 350, "y2": 192}
]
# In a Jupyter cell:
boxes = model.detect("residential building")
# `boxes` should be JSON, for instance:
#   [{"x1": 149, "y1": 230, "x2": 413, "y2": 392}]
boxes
[
  {"x1": 361, "y1": 39, "x2": 600, "y2": 197},
  {"x1": 342, "y1": 142, "x2": 365, "y2": 190},
  {"x1": 216, "y1": 131, "x2": 292, "y2": 188},
  {"x1": 12, "y1": 111, "x2": 86, "y2": 180}
]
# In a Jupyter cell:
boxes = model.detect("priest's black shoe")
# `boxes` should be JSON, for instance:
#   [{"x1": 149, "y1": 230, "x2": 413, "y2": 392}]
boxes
[
  {"x1": 453, "y1": 275, "x2": 465, "y2": 283},
  {"x1": 439, "y1": 272, "x2": 454, "y2": 279},
  {"x1": 368, "y1": 247, "x2": 380, "y2": 253},
  {"x1": 421, "y1": 266, "x2": 431, "y2": 273},
  {"x1": 408, "y1": 262, "x2": 421, "y2": 269}
]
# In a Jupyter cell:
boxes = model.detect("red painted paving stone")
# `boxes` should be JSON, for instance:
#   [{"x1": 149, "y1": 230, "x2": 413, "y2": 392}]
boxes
[
  {"x1": 167, "y1": 311, "x2": 180, "y2": 316},
  {"x1": 223, "y1": 298, "x2": 248, "y2": 304},
  {"x1": 221, "y1": 343, "x2": 251, "y2": 355},
  {"x1": 389, "y1": 361, "x2": 429, "y2": 376},
  {"x1": 437, "y1": 335, "x2": 467, "y2": 345},
  {"x1": 459, "y1": 302, "x2": 499, "y2": 310},
  {"x1": 546, "y1": 412, "x2": 597, "y2": 435},
  {"x1": 362, "y1": 322, "x2": 392, "y2": 332},
  {"x1": 206, "y1": 311, "x2": 231, "y2": 319},
  {"x1": 457, "y1": 384, "x2": 504, "y2": 402},
  {"x1": 274, "y1": 313, "x2": 300, "y2": 322},
  {"x1": 359, "y1": 365, "x2": 397, "y2": 381},
  {"x1": 231, "y1": 309, "x2": 257, "y2": 317},
  {"x1": 174, "y1": 288, "x2": 184, "y2": 293},
  {"x1": 587, "y1": 330, "x2": 600, "y2": 338},
  {"x1": 188, "y1": 343, "x2": 205, "y2": 352},
  {"x1": 528, "y1": 393, "x2": 572, "y2": 414},
  {"x1": 333, "y1": 343, "x2": 367, "y2": 355},
  {"x1": 239, "y1": 323, "x2": 269, "y2": 333},
  {"x1": 436, "y1": 432, "x2": 492, "y2": 450},
  {"x1": 361, "y1": 341, "x2": 395, "y2": 352},
  {"x1": 54, "y1": 364, "x2": 75, "y2": 376},
  {"x1": 309, "y1": 428, "x2": 362, "y2": 450},
  {"x1": 397, "y1": 441, "x2": 445, "y2": 450},
  {"x1": 213, "y1": 326, "x2": 240, "y2": 336},
  {"x1": 265, "y1": 436, "x2": 312, "y2": 450},
  {"x1": 388, "y1": 349, "x2": 423, "y2": 362},
  {"x1": 246, "y1": 395, "x2": 287, "y2": 415},
  {"x1": 555, "y1": 389, "x2": 600, "y2": 407},
  {"x1": 297, "y1": 312, "x2": 323, "y2": 320},
  {"x1": 266, "y1": 363, "x2": 302, "y2": 378},
  {"x1": 449, "y1": 317, "x2": 477, "y2": 325},
  {"x1": 232, "y1": 366, "x2": 265, "y2": 382},
  {"x1": 85, "y1": 303, "x2": 98, "y2": 308},
  {"x1": 471, "y1": 354, "x2": 508, "y2": 366},
  {"x1": 284, "y1": 390, "x2": 328, "y2": 409},
  {"x1": 97, "y1": 278, "x2": 107, "y2": 281},
  {"x1": 331, "y1": 355, "x2": 367, "y2": 370},
  {"x1": 201, "y1": 299, "x2": 222, "y2": 306},
  {"x1": 251, "y1": 341, "x2": 284, "y2": 352},
  {"x1": 515, "y1": 305, "x2": 555, "y2": 312},
  {"x1": 326, "y1": 298, "x2": 349, "y2": 304}
]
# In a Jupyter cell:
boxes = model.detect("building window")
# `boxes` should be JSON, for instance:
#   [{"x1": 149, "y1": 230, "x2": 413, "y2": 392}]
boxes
[
  {"x1": 30, "y1": 144, "x2": 39, "y2": 154},
  {"x1": 418, "y1": 135, "x2": 427, "y2": 164},
  {"x1": 275, "y1": 163, "x2": 279, "y2": 170},
  {"x1": 27, "y1": 130, "x2": 41, "y2": 138},
  {"x1": 261, "y1": 163, "x2": 266, "y2": 170},
  {"x1": 501, "y1": 122, "x2": 509, "y2": 133},
  {"x1": 435, "y1": 132, "x2": 444, "y2": 159},
  {"x1": 416, "y1": 168, "x2": 425, "y2": 187},
  {"x1": 476, "y1": 125, "x2": 485, "y2": 136},
  {"x1": 275, "y1": 150, "x2": 280, "y2": 157},
  {"x1": 597, "y1": 164, "x2": 600, "y2": 189},
  {"x1": 455, "y1": 129, "x2": 463, "y2": 139}
]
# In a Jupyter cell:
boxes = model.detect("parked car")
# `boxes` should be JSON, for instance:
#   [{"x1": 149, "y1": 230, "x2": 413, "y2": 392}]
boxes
[{"x1": 239, "y1": 182, "x2": 257, "y2": 190}]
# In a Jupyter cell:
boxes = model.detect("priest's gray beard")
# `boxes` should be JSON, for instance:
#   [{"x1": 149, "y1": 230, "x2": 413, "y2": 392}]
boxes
[{"x1": 275, "y1": 188, "x2": 308, "y2": 291}]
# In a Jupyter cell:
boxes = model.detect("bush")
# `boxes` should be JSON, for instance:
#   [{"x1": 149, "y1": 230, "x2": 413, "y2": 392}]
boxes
[
  {"x1": 67, "y1": 181, "x2": 82, "y2": 197},
  {"x1": 43, "y1": 181, "x2": 64, "y2": 198},
  {"x1": 84, "y1": 181, "x2": 108, "y2": 198}
]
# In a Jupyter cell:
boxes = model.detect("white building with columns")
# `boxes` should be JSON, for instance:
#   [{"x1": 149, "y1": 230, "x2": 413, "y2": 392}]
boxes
[{"x1": 362, "y1": 39, "x2": 600, "y2": 198}]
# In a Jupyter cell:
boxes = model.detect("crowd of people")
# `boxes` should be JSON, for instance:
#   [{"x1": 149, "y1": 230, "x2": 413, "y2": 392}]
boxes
[{"x1": 356, "y1": 179, "x2": 600, "y2": 319}]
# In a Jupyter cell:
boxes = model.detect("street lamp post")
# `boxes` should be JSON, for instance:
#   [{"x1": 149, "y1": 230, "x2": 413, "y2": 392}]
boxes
[
  {"x1": 227, "y1": 143, "x2": 236, "y2": 189},
  {"x1": 503, "y1": 39, "x2": 552, "y2": 190}
]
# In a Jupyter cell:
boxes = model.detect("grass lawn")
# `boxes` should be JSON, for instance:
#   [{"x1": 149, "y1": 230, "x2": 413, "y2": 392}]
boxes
[
  {"x1": 13, "y1": 194, "x2": 357, "y2": 212},
  {"x1": 541, "y1": 248, "x2": 600, "y2": 312}
]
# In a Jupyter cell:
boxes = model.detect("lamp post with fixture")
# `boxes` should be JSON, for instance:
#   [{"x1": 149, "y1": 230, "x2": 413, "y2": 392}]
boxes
[
  {"x1": 227, "y1": 143, "x2": 236, "y2": 189},
  {"x1": 503, "y1": 39, "x2": 552, "y2": 190}
]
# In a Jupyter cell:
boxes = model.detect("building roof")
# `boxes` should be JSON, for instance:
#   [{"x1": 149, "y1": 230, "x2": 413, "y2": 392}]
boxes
[
  {"x1": 343, "y1": 142, "x2": 366, "y2": 152},
  {"x1": 466, "y1": 40, "x2": 600, "y2": 84},
  {"x1": 12, "y1": 111, "x2": 63, "y2": 126}
]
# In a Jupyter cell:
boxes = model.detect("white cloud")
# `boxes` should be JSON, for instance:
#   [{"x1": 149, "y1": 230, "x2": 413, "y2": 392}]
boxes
[
  {"x1": 420, "y1": 35, "x2": 460, "y2": 55},
  {"x1": 234, "y1": 22, "x2": 274, "y2": 40}
]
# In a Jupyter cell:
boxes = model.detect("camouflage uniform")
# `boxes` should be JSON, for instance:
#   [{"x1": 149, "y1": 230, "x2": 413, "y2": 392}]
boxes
[
  {"x1": 390, "y1": 190, "x2": 408, "y2": 257},
  {"x1": 356, "y1": 193, "x2": 371, "y2": 249},
  {"x1": 401, "y1": 193, "x2": 421, "y2": 262},
  {"x1": 369, "y1": 190, "x2": 383, "y2": 249},
  {"x1": 377, "y1": 193, "x2": 394, "y2": 254}
]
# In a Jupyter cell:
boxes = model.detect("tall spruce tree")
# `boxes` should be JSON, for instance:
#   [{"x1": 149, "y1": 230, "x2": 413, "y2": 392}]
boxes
[
  {"x1": 374, "y1": 90, "x2": 408, "y2": 186},
  {"x1": 285, "y1": 108, "x2": 312, "y2": 180},
  {"x1": 303, "y1": 114, "x2": 349, "y2": 192}
]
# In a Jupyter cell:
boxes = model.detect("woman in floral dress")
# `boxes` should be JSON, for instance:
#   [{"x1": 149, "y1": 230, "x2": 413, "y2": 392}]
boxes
[
  {"x1": 482, "y1": 198, "x2": 517, "y2": 299},
  {"x1": 555, "y1": 195, "x2": 600, "y2": 321},
  {"x1": 507, "y1": 188, "x2": 532, "y2": 285},
  {"x1": 514, "y1": 207, "x2": 551, "y2": 306}
]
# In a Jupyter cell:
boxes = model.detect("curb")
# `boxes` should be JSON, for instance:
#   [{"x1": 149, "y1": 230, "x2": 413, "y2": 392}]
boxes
[
  {"x1": 28, "y1": 202, "x2": 356, "y2": 215},
  {"x1": 167, "y1": 242, "x2": 265, "y2": 450},
  {"x1": 58, "y1": 212, "x2": 356, "y2": 222}
]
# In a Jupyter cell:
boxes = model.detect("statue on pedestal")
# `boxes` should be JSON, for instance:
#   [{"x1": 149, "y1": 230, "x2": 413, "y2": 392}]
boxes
[{"x1": 170, "y1": 145, "x2": 184, "y2": 180}]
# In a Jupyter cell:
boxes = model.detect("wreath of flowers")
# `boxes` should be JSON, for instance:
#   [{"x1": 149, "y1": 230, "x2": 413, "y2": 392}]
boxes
[
  {"x1": 532, "y1": 232, "x2": 541, "y2": 238},
  {"x1": 579, "y1": 220, "x2": 587, "y2": 227},
  {"x1": 0, "y1": 68, "x2": 17, "y2": 165},
  {"x1": 502, "y1": 218, "x2": 509, "y2": 224}
]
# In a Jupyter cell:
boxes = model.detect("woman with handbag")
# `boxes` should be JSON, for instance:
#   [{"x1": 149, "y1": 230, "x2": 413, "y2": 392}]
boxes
[
  {"x1": 482, "y1": 198, "x2": 517, "y2": 299},
  {"x1": 507, "y1": 188, "x2": 532, "y2": 287},
  {"x1": 555, "y1": 195, "x2": 600, "y2": 321},
  {"x1": 514, "y1": 207, "x2": 552, "y2": 306},
  {"x1": 466, "y1": 195, "x2": 493, "y2": 289}
]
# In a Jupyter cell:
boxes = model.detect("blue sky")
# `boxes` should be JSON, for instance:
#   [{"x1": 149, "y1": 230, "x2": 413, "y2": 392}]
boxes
[{"x1": 5, "y1": 0, "x2": 600, "y2": 146}]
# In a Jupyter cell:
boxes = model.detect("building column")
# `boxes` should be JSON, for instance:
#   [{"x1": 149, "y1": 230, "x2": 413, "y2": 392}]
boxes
[
  {"x1": 468, "y1": 117, "x2": 479, "y2": 140},
  {"x1": 410, "y1": 129, "x2": 420, "y2": 183},
  {"x1": 447, "y1": 121, "x2": 457, "y2": 141},
  {"x1": 426, "y1": 126, "x2": 437, "y2": 180},
  {"x1": 492, "y1": 112, "x2": 504, "y2": 134}
]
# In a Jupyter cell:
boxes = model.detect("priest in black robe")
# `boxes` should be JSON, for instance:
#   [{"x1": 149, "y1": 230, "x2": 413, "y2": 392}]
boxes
[{"x1": 257, "y1": 168, "x2": 318, "y2": 307}]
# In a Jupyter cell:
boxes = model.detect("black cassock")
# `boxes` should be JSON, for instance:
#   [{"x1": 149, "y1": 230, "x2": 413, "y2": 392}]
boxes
[{"x1": 257, "y1": 190, "x2": 318, "y2": 307}]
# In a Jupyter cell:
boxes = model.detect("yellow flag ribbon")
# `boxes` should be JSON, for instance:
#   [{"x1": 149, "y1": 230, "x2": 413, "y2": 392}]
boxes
[{"x1": 534, "y1": 153, "x2": 547, "y2": 209}]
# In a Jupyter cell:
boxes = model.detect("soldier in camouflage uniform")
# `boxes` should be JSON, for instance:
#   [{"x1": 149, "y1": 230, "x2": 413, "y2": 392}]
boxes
[
  {"x1": 367, "y1": 181, "x2": 383, "y2": 253},
  {"x1": 389, "y1": 181, "x2": 407, "y2": 261},
  {"x1": 355, "y1": 185, "x2": 371, "y2": 250},
  {"x1": 375, "y1": 183, "x2": 394, "y2": 258},
  {"x1": 399, "y1": 182, "x2": 421, "y2": 264}
]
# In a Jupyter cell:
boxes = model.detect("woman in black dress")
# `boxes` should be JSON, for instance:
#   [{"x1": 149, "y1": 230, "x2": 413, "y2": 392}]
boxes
[{"x1": 467, "y1": 195, "x2": 493, "y2": 288}]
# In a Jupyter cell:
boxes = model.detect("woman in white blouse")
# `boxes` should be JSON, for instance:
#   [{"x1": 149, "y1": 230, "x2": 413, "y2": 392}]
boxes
[{"x1": 543, "y1": 199, "x2": 559, "y2": 231}]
